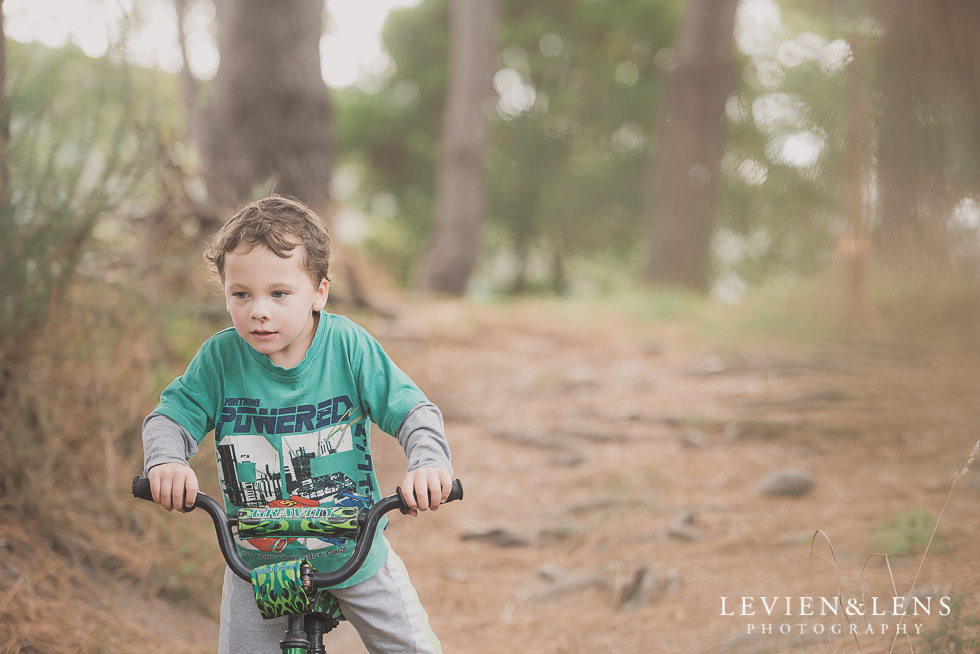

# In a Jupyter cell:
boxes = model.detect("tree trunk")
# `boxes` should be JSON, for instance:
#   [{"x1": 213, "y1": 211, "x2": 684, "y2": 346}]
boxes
[
  {"x1": 204, "y1": 0, "x2": 332, "y2": 217},
  {"x1": 0, "y1": 0, "x2": 8, "y2": 203},
  {"x1": 874, "y1": 0, "x2": 980, "y2": 272},
  {"x1": 645, "y1": 0, "x2": 738, "y2": 291},
  {"x1": 172, "y1": 0, "x2": 200, "y2": 145},
  {"x1": 415, "y1": 0, "x2": 498, "y2": 295},
  {"x1": 873, "y1": 0, "x2": 924, "y2": 269}
]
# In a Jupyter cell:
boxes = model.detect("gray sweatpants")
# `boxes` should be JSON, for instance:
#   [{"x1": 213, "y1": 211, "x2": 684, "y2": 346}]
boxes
[{"x1": 218, "y1": 544, "x2": 442, "y2": 654}]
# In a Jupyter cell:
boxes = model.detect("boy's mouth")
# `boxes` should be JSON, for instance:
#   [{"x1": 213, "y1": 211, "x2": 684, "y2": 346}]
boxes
[{"x1": 251, "y1": 330, "x2": 277, "y2": 340}]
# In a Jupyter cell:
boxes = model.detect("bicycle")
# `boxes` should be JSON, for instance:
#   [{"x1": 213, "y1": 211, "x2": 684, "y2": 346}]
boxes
[{"x1": 132, "y1": 476, "x2": 463, "y2": 654}]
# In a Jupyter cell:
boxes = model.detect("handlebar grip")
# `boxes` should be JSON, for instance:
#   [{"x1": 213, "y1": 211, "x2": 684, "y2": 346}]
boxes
[
  {"x1": 447, "y1": 478, "x2": 464, "y2": 503},
  {"x1": 131, "y1": 476, "x2": 197, "y2": 512},
  {"x1": 132, "y1": 476, "x2": 154, "y2": 501},
  {"x1": 397, "y1": 478, "x2": 463, "y2": 514}
]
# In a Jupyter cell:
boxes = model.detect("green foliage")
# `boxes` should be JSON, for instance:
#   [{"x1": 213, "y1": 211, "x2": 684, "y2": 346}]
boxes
[
  {"x1": 486, "y1": 0, "x2": 677, "y2": 293},
  {"x1": 0, "y1": 41, "x2": 173, "y2": 370},
  {"x1": 332, "y1": 0, "x2": 868, "y2": 294},
  {"x1": 333, "y1": 0, "x2": 679, "y2": 292},
  {"x1": 719, "y1": 3, "x2": 866, "y2": 284},
  {"x1": 874, "y1": 509, "x2": 945, "y2": 557},
  {"x1": 327, "y1": 0, "x2": 980, "y2": 294}
]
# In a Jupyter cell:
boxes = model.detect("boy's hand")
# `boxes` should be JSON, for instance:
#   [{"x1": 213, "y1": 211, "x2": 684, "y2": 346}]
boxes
[
  {"x1": 401, "y1": 466, "x2": 453, "y2": 517},
  {"x1": 148, "y1": 462, "x2": 200, "y2": 513}
]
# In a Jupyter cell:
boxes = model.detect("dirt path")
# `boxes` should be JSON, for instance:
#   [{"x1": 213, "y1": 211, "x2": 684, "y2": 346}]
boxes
[{"x1": 364, "y1": 300, "x2": 980, "y2": 654}]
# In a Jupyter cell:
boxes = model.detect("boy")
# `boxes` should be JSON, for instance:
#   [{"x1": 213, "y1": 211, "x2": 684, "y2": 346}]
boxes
[{"x1": 143, "y1": 195, "x2": 453, "y2": 654}]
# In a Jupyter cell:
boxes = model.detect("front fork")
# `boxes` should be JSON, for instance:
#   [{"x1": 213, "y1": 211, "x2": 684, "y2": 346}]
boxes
[
  {"x1": 279, "y1": 613, "x2": 341, "y2": 654},
  {"x1": 280, "y1": 614, "x2": 311, "y2": 653},
  {"x1": 280, "y1": 564, "x2": 339, "y2": 653}
]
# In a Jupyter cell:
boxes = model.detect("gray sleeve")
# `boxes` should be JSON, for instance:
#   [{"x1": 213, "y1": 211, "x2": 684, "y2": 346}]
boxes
[
  {"x1": 395, "y1": 402, "x2": 453, "y2": 475},
  {"x1": 142, "y1": 412, "x2": 200, "y2": 475}
]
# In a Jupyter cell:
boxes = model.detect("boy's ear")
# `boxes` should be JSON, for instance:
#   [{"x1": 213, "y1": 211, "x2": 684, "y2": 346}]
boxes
[{"x1": 312, "y1": 278, "x2": 329, "y2": 311}]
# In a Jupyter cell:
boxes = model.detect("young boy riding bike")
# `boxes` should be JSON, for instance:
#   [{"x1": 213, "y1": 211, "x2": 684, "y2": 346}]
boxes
[{"x1": 142, "y1": 195, "x2": 453, "y2": 653}]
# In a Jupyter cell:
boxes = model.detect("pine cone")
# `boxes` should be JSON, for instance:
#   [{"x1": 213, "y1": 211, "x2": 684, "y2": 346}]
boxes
[{"x1": 759, "y1": 469, "x2": 815, "y2": 497}]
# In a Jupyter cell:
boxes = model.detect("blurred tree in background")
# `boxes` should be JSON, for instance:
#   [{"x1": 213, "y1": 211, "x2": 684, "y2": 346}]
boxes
[
  {"x1": 414, "y1": 0, "x2": 498, "y2": 295},
  {"x1": 873, "y1": 0, "x2": 980, "y2": 275},
  {"x1": 721, "y1": 0, "x2": 980, "y2": 295},
  {"x1": 645, "y1": 0, "x2": 738, "y2": 291},
  {"x1": 204, "y1": 0, "x2": 333, "y2": 217}
]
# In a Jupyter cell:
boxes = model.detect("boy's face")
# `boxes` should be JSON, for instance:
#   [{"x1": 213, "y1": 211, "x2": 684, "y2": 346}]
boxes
[{"x1": 223, "y1": 243, "x2": 328, "y2": 369}]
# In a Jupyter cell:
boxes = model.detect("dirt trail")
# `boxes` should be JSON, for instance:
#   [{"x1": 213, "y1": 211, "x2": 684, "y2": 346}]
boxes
[{"x1": 365, "y1": 300, "x2": 980, "y2": 654}]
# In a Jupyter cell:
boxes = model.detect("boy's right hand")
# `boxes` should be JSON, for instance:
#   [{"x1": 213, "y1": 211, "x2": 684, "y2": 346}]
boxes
[{"x1": 148, "y1": 462, "x2": 200, "y2": 512}]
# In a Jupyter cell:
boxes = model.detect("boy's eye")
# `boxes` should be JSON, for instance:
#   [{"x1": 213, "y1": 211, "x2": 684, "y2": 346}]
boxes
[
  {"x1": 272, "y1": 291, "x2": 288, "y2": 299},
  {"x1": 233, "y1": 292, "x2": 248, "y2": 300}
]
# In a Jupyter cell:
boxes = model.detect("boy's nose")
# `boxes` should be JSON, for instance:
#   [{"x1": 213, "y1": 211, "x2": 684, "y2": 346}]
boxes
[{"x1": 250, "y1": 301, "x2": 270, "y2": 320}]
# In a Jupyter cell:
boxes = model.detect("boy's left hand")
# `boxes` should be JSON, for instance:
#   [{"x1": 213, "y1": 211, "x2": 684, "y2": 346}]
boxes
[{"x1": 401, "y1": 466, "x2": 453, "y2": 517}]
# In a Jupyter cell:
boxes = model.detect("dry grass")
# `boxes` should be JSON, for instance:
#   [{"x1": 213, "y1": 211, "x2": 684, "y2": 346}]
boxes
[{"x1": 0, "y1": 286, "x2": 226, "y2": 653}]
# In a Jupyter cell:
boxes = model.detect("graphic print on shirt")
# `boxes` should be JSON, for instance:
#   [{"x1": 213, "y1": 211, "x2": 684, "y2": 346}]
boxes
[
  {"x1": 216, "y1": 433, "x2": 283, "y2": 508},
  {"x1": 280, "y1": 424, "x2": 354, "y2": 502},
  {"x1": 214, "y1": 398, "x2": 368, "y2": 554}
]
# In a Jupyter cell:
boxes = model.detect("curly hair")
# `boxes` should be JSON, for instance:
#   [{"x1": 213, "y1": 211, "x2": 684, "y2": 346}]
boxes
[{"x1": 204, "y1": 195, "x2": 332, "y2": 285}]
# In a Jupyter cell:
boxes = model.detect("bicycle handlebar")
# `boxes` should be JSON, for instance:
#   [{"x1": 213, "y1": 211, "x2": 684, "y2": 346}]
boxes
[{"x1": 131, "y1": 476, "x2": 463, "y2": 587}]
